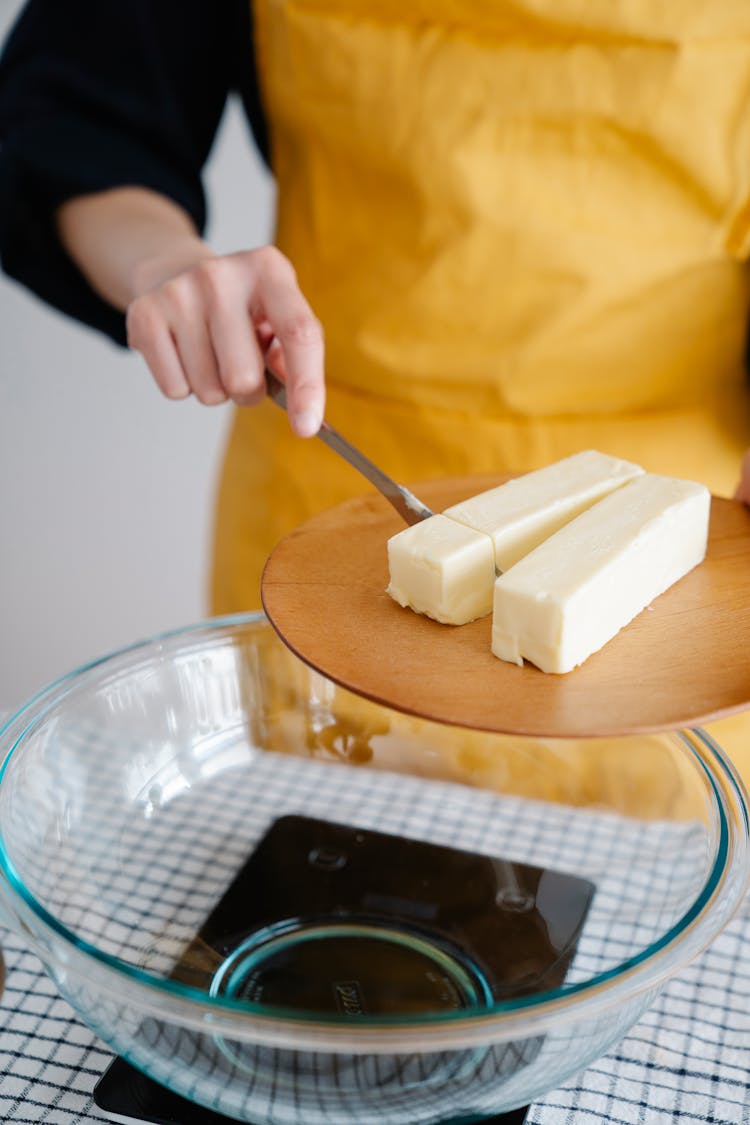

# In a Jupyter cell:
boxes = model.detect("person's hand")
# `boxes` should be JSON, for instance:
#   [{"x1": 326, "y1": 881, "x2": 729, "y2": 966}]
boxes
[
  {"x1": 126, "y1": 244, "x2": 325, "y2": 437},
  {"x1": 735, "y1": 448, "x2": 750, "y2": 506},
  {"x1": 56, "y1": 190, "x2": 324, "y2": 435}
]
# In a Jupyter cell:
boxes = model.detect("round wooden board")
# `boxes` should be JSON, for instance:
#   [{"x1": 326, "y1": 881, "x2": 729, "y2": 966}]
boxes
[{"x1": 261, "y1": 476, "x2": 750, "y2": 738}]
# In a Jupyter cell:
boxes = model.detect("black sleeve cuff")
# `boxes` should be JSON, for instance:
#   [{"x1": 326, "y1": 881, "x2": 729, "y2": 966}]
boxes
[{"x1": 0, "y1": 114, "x2": 208, "y2": 347}]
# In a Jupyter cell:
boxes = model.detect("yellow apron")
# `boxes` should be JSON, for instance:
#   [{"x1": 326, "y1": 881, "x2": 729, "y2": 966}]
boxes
[{"x1": 213, "y1": 0, "x2": 750, "y2": 768}]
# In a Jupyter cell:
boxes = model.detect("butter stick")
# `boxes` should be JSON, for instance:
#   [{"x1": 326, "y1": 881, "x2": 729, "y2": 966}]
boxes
[
  {"x1": 491, "y1": 474, "x2": 710, "y2": 674},
  {"x1": 387, "y1": 514, "x2": 495, "y2": 625},
  {"x1": 444, "y1": 450, "x2": 644, "y2": 571}
]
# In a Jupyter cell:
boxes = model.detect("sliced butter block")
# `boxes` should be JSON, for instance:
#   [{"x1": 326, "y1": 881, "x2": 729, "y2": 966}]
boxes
[
  {"x1": 387, "y1": 514, "x2": 496, "y2": 625},
  {"x1": 491, "y1": 474, "x2": 710, "y2": 674},
  {"x1": 444, "y1": 450, "x2": 644, "y2": 571}
]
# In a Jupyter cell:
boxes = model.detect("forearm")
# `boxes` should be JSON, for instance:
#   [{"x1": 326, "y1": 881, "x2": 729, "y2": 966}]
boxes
[
  {"x1": 57, "y1": 185, "x2": 325, "y2": 433},
  {"x1": 56, "y1": 186, "x2": 215, "y2": 311}
]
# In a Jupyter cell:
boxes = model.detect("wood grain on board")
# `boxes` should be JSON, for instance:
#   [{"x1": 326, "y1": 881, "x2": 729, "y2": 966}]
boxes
[{"x1": 261, "y1": 476, "x2": 750, "y2": 738}]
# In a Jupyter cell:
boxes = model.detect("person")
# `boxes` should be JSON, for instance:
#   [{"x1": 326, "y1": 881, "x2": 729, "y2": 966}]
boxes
[{"x1": 2, "y1": 0, "x2": 749, "y2": 766}]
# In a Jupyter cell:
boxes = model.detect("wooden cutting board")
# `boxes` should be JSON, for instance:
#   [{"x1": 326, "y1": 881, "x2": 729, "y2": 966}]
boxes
[{"x1": 261, "y1": 476, "x2": 750, "y2": 738}]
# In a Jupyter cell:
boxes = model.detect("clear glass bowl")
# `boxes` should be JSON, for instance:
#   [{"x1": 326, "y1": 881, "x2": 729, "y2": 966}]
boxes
[{"x1": 0, "y1": 613, "x2": 747, "y2": 1124}]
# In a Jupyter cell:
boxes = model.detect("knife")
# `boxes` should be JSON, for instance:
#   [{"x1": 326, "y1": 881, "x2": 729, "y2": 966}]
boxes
[{"x1": 265, "y1": 368, "x2": 434, "y2": 526}]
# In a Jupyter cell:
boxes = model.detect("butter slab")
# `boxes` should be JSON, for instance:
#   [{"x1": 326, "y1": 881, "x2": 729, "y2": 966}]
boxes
[
  {"x1": 387, "y1": 514, "x2": 495, "y2": 625},
  {"x1": 491, "y1": 474, "x2": 710, "y2": 674},
  {"x1": 444, "y1": 450, "x2": 644, "y2": 571}
]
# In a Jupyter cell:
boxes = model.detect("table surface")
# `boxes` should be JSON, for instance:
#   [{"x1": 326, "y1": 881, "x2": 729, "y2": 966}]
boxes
[
  {"x1": 1, "y1": 707, "x2": 748, "y2": 1125},
  {"x1": 1, "y1": 896, "x2": 749, "y2": 1125}
]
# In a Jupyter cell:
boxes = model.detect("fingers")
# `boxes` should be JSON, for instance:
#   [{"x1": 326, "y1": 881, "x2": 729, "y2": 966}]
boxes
[
  {"x1": 126, "y1": 302, "x2": 190, "y2": 401},
  {"x1": 203, "y1": 261, "x2": 267, "y2": 407},
  {"x1": 126, "y1": 246, "x2": 325, "y2": 435},
  {"x1": 251, "y1": 249, "x2": 325, "y2": 437},
  {"x1": 127, "y1": 280, "x2": 227, "y2": 406}
]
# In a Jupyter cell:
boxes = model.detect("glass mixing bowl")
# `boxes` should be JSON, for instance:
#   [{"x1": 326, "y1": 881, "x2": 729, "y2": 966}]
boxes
[{"x1": 0, "y1": 613, "x2": 747, "y2": 1124}]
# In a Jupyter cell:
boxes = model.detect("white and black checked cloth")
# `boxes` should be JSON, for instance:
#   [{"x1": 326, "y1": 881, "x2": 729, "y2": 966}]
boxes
[{"x1": 0, "y1": 743, "x2": 748, "y2": 1124}]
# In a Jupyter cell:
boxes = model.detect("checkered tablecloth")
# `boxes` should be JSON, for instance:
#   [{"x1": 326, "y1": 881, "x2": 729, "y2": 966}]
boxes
[
  {"x1": 0, "y1": 740, "x2": 748, "y2": 1124},
  {"x1": 1, "y1": 901, "x2": 749, "y2": 1125}
]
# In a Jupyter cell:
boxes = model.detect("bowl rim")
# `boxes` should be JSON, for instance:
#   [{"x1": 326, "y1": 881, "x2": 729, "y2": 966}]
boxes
[{"x1": 0, "y1": 611, "x2": 748, "y2": 1052}]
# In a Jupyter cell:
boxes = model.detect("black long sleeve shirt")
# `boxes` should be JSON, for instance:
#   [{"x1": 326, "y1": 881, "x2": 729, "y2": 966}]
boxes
[
  {"x1": 4, "y1": 3, "x2": 750, "y2": 378},
  {"x1": 0, "y1": 0, "x2": 268, "y2": 344}
]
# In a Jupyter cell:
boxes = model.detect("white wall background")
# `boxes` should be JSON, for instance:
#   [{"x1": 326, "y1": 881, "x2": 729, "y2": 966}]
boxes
[{"x1": 0, "y1": 0, "x2": 275, "y2": 711}]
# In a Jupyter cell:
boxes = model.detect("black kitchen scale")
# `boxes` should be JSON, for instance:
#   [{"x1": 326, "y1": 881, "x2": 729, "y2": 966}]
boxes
[
  {"x1": 94, "y1": 1057, "x2": 531, "y2": 1124},
  {"x1": 94, "y1": 814, "x2": 594, "y2": 1125}
]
